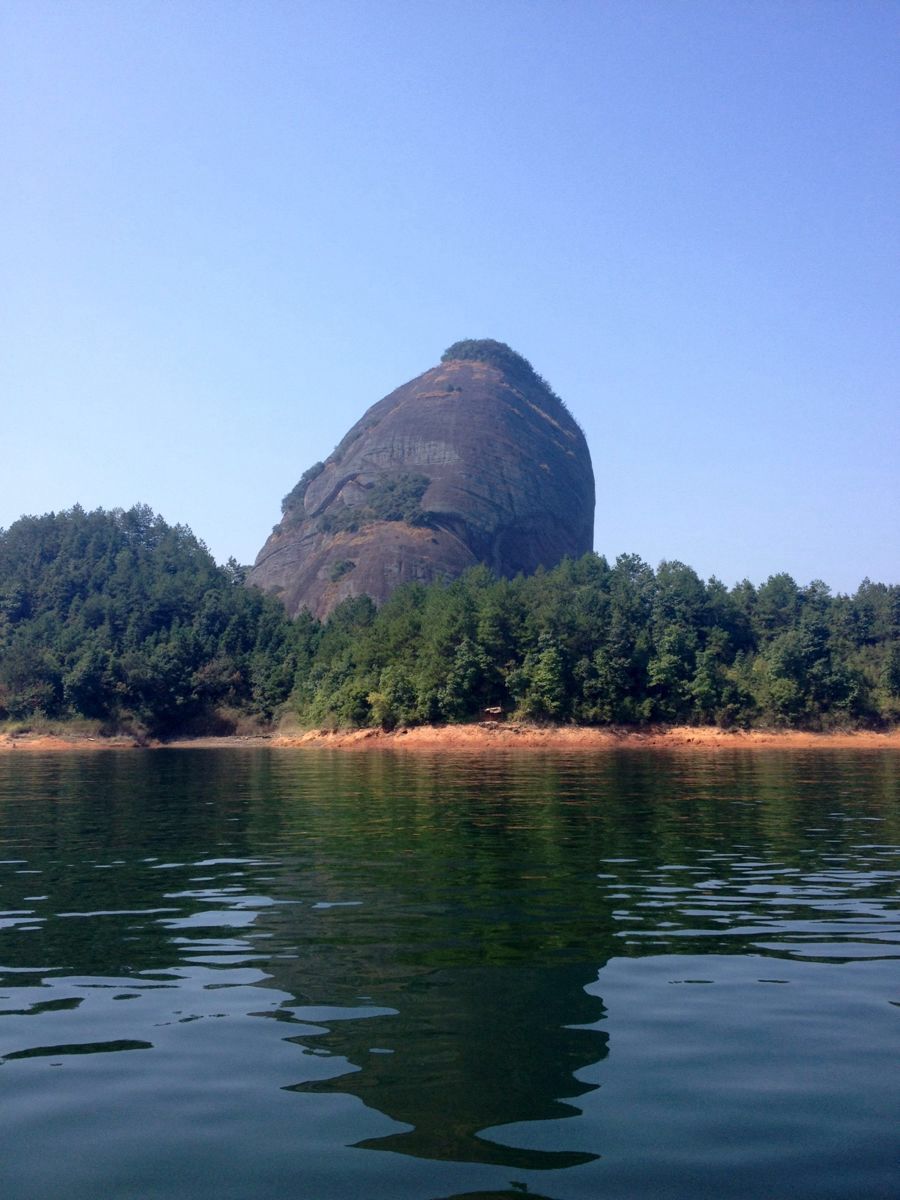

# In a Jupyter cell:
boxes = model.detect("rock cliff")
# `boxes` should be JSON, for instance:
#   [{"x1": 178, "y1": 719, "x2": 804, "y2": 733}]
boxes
[{"x1": 248, "y1": 340, "x2": 595, "y2": 619}]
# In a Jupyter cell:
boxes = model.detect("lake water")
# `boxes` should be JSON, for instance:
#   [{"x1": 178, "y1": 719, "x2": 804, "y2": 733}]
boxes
[{"x1": 0, "y1": 748, "x2": 897, "y2": 1200}]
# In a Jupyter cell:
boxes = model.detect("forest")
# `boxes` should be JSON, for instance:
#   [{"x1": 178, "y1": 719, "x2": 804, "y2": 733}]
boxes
[{"x1": 1, "y1": 506, "x2": 898, "y2": 737}]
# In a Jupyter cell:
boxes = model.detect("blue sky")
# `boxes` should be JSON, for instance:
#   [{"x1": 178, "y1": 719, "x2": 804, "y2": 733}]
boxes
[{"x1": 2, "y1": 1, "x2": 897, "y2": 593}]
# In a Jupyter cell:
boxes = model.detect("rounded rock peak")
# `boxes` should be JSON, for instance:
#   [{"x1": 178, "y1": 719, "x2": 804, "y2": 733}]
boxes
[{"x1": 249, "y1": 343, "x2": 595, "y2": 619}]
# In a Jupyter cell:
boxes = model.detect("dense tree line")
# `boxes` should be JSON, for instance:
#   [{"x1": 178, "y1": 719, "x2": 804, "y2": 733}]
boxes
[
  {"x1": 294, "y1": 556, "x2": 899, "y2": 730},
  {"x1": 0, "y1": 506, "x2": 306, "y2": 736},
  {"x1": 1, "y1": 507, "x2": 898, "y2": 735}
]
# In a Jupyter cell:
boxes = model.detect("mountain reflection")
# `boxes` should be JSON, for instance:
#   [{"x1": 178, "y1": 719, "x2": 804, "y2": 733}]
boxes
[{"x1": 281, "y1": 962, "x2": 606, "y2": 1169}]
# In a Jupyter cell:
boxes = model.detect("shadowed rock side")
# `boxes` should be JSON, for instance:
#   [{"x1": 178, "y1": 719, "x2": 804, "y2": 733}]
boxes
[{"x1": 249, "y1": 342, "x2": 595, "y2": 619}]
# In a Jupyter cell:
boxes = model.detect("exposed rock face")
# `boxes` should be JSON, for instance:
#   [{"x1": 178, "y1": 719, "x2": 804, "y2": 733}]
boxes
[{"x1": 249, "y1": 340, "x2": 595, "y2": 619}]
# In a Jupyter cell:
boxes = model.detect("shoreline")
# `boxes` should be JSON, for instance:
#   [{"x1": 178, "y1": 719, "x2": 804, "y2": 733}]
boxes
[{"x1": 2, "y1": 723, "x2": 899, "y2": 753}]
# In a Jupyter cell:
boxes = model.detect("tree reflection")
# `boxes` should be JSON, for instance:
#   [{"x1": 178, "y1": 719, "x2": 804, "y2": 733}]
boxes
[{"x1": 277, "y1": 962, "x2": 606, "y2": 1170}]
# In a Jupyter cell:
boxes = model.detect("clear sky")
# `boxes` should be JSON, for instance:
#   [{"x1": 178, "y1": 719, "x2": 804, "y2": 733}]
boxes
[{"x1": 2, "y1": 1, "x2": 897, "y2": 594}]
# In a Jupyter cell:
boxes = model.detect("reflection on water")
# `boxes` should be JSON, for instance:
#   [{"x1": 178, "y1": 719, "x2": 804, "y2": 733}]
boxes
[
  {"x1": 0, "y1": 749, "x2": 897, "y2": 1199},
  {"x1": 292, "y1": 963, "x2": 605, "y2": 1169}
]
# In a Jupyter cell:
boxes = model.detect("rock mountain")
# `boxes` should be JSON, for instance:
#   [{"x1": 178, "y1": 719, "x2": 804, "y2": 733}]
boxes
[{"x1": 248, "y1": 340, "x2": 595, "y2": 619}]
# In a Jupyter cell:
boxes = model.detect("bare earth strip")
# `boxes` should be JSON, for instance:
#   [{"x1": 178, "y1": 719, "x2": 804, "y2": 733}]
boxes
[{"x1": 2, "y1": 725, "x2": 899, "y2": 753}]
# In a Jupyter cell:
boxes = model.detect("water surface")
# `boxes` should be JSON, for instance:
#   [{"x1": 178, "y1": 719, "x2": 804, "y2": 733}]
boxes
[{"x1": 0, "y1": 749, "x2": 897, "y2": 1199}]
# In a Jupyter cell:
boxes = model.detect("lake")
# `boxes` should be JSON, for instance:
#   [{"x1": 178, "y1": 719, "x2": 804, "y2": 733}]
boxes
[{"x1": 0, "y1": 748, "x2": 897, "y2": 1199}]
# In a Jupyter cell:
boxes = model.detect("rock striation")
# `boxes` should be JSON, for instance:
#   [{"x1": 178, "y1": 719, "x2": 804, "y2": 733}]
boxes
[{"x1": 248, "y1": 340, "x2": 595, "y2": 619}]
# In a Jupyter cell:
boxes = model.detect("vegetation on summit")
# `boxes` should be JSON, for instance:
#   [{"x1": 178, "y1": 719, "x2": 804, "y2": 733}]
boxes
[{"x1": 441, "y1": 339, "x2": 574, "y2": 417}]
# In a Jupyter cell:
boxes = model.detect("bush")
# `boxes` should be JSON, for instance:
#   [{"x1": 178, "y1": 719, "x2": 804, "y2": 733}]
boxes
[
  {"x1": 281, "y1": 461, "x2": 325, "y2": 516},
  {"x1": 329, "y1": 560, "x2": 356, "y2": 582},
  {"x1": 319, "y1": 473, "x2": 431, "y2": 534}
]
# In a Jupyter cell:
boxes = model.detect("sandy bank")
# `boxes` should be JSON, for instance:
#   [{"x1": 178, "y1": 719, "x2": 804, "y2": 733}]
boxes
[
  {"x1": 0, "y1": 733, "x2": 139, "y2": 752},
  {"x1": 271, "y1": 724, "x2": 900, "y2": 752},
  {"x1": 2, "y1": 724, "x2": 899, "y2": 753}
]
